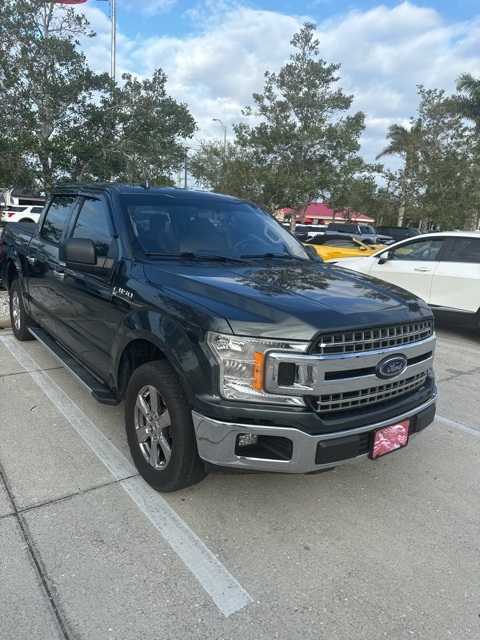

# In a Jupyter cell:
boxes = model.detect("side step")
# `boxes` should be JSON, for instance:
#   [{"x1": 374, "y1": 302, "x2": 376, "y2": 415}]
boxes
[{"x1": 28, "y1": 327, "x2": 120, "y2": 406}]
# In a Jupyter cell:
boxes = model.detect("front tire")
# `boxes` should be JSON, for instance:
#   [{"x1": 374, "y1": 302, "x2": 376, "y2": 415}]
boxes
[
  {"x1": 9, "y1": 278, "x2": 35, "y2": 341},
  {"x1": 125, "y1": 360, "x2": 206, "y2": 492}
]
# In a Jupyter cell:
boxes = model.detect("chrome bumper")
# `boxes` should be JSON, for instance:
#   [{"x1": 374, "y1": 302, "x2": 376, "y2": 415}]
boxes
[{"x1": 192, "y1": 391, "x2": 437, "y2": 474}]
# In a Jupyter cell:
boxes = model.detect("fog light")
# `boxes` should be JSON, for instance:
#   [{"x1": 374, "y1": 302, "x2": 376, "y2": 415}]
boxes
[{"x1": 237, "y1": 433, "x2": 259, "y2": 448}]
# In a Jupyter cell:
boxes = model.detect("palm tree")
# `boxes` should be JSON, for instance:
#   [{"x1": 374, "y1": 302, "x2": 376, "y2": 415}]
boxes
[
  {"x1": 376, "y1": 121, "x2": 423, "y2": 226},
  {"x1": 456, "y1": 73, "x2": 480, "y2": 131},
  {"x1": 455, "y1": 73, "x2": 480, "y2": 230}
]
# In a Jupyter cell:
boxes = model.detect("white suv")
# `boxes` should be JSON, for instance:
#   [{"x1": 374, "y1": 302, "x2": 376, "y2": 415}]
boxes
[
  {"x1": 1, "y1": 204, "x2": 44, "y2": 223},
  {"x1": 330, "y1": 231, "x2": 480, "y2": 330}
]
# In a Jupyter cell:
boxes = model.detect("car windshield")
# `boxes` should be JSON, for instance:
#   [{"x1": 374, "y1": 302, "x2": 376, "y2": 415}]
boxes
[
  {"x1": 359, "y1": 225, "x2": 376, "y2": 234},
  {"x1": 120, "y1": 194, "x2": 310, "y2": 260}
]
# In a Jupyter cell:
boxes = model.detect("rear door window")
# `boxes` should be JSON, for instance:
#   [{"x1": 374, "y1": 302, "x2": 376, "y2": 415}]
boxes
[
  {"x1": 443, "y1": 237, "x2": 480, "y2": 263},
  {"x1": 41, "y1": 195, "x2": 76, "y2": 245}
]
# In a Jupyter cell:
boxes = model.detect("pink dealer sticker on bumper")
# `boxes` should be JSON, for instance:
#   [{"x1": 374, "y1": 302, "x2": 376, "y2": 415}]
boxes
[{"x1": 371, "y1": 421, "x2": 410, "y2": 459}]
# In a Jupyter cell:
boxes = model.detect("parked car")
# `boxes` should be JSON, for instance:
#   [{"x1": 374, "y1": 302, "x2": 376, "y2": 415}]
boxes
[
  {"x1": 375, "y1": 225, "x2": 421, "y2": 242},
  {"x1": 283, "y1": 223, "x2": 327, "y2": 241},
  {"x1": 304, "y1": 234, "x2": 385, "y2": 260},
  {"x1": 1, "y1": 204, "x2": 44, "y2": 224},
  {"x1": 329, "y1": 231, "x2": 480, "y2": 330},
  {"x1": 326, "y1": 222, "x2": 393, "y2": 245}
]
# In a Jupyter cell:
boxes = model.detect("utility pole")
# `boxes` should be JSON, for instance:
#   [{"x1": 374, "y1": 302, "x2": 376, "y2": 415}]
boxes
[
  {"x1": 111, "y1": 0, "x2": 116, "y2": 82},
  {"x1": 212, "y1": 118, "x2": 227, "y2": 150}
]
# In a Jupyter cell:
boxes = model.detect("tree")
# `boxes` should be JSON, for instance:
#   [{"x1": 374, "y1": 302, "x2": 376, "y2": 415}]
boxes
[
  {"x1": 455, "y1": 73, "x2": 480, "y2": 128},
  {"x1": 0, "y1": 0, "x2": 196, "y2": 194},
  {"x1": 190, "y1": 141, "x2": 262, "y2": 201},
  {"x1": 414, "y1": 87, "x2": 475, "y2": 230},
  {"x1": 376, "y1": 120, "x2": 424, "y2": 225},
  {"x1": 0, "y1": 0, "x2": 109, "y2": 194},
  {"x1": 454, "y1": 73, "x2": 480, "y2": 230},
  {"x1": 233, "y1": 22, "x2": 369, "y2": 227},
  {"x1": 65, "y1": 70, "x2": 197, "y2": 184},
  {"x1": 375, "y1": 85, "x2": 479, "y2": 231}
]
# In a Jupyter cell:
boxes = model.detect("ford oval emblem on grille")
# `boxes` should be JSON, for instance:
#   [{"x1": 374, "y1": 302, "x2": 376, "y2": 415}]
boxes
[{"x1": 375, "y1": 355, "x2": 407, "y2": 380}]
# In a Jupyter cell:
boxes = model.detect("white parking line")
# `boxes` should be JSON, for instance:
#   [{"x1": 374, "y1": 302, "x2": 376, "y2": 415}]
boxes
[
  {"x1": 436, "y1": 414, "x2": 480, "y2": 438},
  {"x1": 0, "y1": 335, "x2": 253, "y2": 617}
]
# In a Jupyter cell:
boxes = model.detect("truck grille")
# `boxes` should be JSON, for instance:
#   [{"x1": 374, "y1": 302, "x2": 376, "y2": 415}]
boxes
[
  {"x1": 264, "y1": 321, "x2": 435, "y2": 415},
  {"x1": 313, "y1": 321, "x2": 434, "y2": 356},
  {"x1": 312, "y1": 371, "x2": 428, "y2": 412}
]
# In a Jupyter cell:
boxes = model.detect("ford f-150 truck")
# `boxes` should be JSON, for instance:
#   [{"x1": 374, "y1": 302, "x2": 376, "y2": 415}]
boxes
[{"x1": 1, "y1": 183, "x2": 437, "y2": 492}]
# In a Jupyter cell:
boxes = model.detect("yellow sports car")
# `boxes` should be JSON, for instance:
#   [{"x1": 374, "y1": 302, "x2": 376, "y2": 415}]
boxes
[{"x1": 304, "y1": 234, "x2": 386, "y2": 261}]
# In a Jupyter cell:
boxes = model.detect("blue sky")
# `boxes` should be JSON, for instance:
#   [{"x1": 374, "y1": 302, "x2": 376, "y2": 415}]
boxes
[
  {"x1": 100, "y1": 1, "x2": 479, "y2": 39},
  {"x1": 74, "y1": 0, "x2": 480, "y2": 169}
]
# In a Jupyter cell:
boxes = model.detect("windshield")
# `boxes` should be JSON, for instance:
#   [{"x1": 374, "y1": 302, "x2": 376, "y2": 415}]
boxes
[
  {"x1": 120, "y1": 194, "x2": 310, "y2": 260},
  {"x1": 359, "y1": 225, "x2": 376, "y2": 234}
]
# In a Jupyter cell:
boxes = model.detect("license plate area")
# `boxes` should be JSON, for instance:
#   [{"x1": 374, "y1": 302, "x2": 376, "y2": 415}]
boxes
[{"x1": 370, "y1": 420, "x2": 410, "y2": 459}]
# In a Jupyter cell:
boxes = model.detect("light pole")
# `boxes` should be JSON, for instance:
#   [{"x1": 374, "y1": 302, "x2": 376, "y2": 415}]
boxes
[
  {"x1": 212, "y1": 118, "x2": 227, "y2": 149},
  {"x1": 111, "y1": 0, "x2": 116, "y2": 82}
]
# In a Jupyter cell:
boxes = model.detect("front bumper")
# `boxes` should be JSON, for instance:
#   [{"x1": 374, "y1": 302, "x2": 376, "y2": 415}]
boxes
[{"x1": 192, "y1": 389, "x2": 437, "y2": 474}]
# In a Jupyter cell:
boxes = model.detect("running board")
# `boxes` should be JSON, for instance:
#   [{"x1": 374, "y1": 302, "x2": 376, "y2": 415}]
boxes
[{"x1": 28, "y1": 327, "x2": 120, "y2": 406}]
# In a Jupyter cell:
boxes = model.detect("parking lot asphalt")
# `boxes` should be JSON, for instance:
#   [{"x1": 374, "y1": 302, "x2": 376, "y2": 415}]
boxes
[{"x1": 0, "y1": 320, "x2": 479, "y2": 640}]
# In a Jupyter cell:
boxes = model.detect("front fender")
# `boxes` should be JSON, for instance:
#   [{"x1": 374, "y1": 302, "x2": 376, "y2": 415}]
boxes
[{"x1": 111, "y1": 308, "x2": 220, "y2": 404}]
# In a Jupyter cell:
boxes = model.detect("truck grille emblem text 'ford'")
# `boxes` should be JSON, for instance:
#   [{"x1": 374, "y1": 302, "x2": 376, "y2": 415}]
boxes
[{"x1": 376, "y1": 355, "x2": 408, "y2": 380}]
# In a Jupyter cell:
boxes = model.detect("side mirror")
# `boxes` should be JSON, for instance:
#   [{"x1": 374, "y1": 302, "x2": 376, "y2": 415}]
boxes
[
  {"x1": 304, "y1": 244, "x2": 322, "y2": 261},
  {"x1": 378, "y1": 250, "x2": 393, "y2": 265},
  {"x1": 59, "y1": 237, "x2": 97, "y2": 272}
]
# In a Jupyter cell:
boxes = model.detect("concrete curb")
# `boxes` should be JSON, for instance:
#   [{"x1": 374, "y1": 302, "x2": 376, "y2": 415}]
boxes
[{"x1": 0, "y1": 315, "x2": 11, "y2": 329}]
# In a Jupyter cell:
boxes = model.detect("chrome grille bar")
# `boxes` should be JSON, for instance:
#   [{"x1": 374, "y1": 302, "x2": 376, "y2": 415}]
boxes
[
  {"x1": 313, "y1": 372, "x2": 428, "y2": 412},
  {"x1": 263, "y1": 321, "x2": 436, "y2": 414},
  {"x1": 314, "y1": 321, "x2": 434, "y2": 355}
]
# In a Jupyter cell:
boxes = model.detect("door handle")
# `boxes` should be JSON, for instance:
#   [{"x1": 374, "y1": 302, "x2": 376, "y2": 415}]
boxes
[{"x1": 413, "y1": 267, "x2": 432, "y2": 272}]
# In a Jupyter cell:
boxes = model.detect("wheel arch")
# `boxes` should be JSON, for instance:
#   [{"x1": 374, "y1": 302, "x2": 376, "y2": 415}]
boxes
[
  {"x1": 114, "y1": 333, "x2": 199, "y2": 407},
  {"x1": 112, "y1": 308, "x2": 217, "y2": 405},
  {"x1": 5, "y1": 256, "x2": 21, "y2": 291}
]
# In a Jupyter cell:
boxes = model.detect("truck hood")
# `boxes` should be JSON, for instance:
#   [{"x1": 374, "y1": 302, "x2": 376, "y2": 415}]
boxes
[{"x1": 143, "y1": 260, "x2": 432, "y2": 341}]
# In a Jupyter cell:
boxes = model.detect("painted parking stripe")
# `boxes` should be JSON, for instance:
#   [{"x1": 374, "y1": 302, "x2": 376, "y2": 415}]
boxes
[
  {"x1": 436, "y1": 414, "x2": 480, "y2": 438},
  {"x1": 0, "y1": 335, "x2": 253, "y2": 617}
]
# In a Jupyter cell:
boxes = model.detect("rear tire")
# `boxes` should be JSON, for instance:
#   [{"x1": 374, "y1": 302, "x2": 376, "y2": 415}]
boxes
[
  {"x1": 125, "y1": 360, "x2": 206, "y2": 492},
  {"x1": 9, "y1": 278, "x2": 35, "y2": 341}
]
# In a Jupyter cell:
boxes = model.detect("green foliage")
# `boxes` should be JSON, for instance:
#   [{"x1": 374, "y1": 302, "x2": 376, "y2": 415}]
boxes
[
  {"x1": 233, "y1": 22, "x2": 372, "y2": 216},
  {"x1": 191, "y1": 22, "x2": 376, "y2": 220},
  {"x1": 0, "y1": 0, "x2": 196, "y2": 195},
  {"x1": 64, "y1": 70, "x2": 197, "y2": 183},
  {"x1": 375, "y1": 85, "x2": 480, "y2": 230}
]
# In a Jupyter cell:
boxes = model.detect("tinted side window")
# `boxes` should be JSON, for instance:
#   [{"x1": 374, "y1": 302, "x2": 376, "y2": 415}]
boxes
[
  {"x1": 41, "y1": 195, "x2": 75, "y2": 245},
  {"x1": 328, "y1": 238, "x2": 357, "y2": 247},
  {"x1": 72, "y1": 197, "x2": 112, "y2": 257},
  {"x1": 444, "y1": 237, "x2": 480, "y2": 263},
  {"x1": 391, "y1": 238, "x2": 444, "y2": 261}
]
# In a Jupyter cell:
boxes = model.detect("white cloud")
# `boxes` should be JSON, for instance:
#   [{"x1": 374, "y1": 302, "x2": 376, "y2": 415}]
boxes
[{"x1": 80, "y1": 2, "x2": 480, "y2": 165}]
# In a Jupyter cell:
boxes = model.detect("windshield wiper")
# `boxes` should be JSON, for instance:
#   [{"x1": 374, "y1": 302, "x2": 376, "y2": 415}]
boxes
[
  {"x1": 178, "y1": 252, "x2": 250, "y2": 263},
  {"x1": 239, "y1": 252, "x2": 308, "y2": 261}
]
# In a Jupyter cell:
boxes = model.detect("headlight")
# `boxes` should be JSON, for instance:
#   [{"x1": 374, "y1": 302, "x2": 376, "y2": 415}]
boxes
[{"x1": 206, "y1": 332, "x2": 309, "y2": 405}]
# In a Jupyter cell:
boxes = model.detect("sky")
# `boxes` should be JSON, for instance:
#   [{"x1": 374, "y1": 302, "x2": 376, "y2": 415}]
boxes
[{"x1": 71, "y1": 0, "x2": 480, "y2": 170}]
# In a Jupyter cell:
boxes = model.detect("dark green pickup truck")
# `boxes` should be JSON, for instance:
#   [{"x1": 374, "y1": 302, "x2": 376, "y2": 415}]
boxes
[{"x1": 1, "y1": 183, "x2": 437, "y2": 491}]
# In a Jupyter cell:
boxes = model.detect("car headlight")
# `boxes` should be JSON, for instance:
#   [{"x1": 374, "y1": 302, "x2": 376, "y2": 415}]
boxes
[{"x1": 206, "y1": 332, "x2": 309, "y2": 405}]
